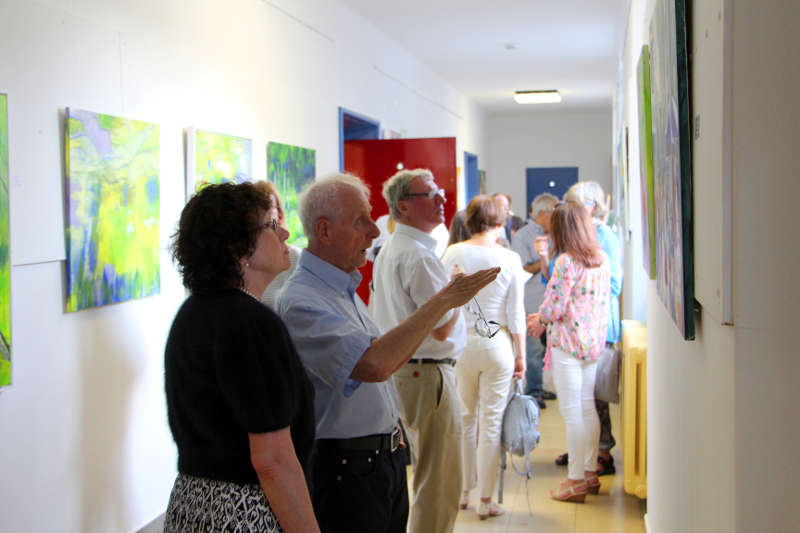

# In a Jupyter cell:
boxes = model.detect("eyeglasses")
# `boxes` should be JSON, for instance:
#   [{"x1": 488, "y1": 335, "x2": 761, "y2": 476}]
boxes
[
  {"x1": 471, "y1": 298, "x2": 502, "y2": 338},
  {"x1": 258, "y1": 219, "x2": 279, "y2": 232},
  {"x1": 404, "y1": 188, "x2": 446, "y2": 201}
]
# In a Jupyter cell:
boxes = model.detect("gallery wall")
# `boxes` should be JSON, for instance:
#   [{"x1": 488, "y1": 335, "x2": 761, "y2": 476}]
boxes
[
  {"x1": 0, "y1": 0, "x2": 487, "y2": 531},
  {"x1": 620, "y1": 0, "x2": 800, "y2": 531},
  {"x1": 486, "y1": 109, "x2": 613, "y2": 225}
]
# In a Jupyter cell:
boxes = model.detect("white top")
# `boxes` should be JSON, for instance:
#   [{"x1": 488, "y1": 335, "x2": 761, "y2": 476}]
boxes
[
  {"x1": 260, "y1": 244, "x2": 301, "y2": 310},
  {"x1": 371, "y1": 223, "x2": 466, "y2": 359},
  {"x1": 441, "y1": 243, "x2": 528, "y2": 335}
]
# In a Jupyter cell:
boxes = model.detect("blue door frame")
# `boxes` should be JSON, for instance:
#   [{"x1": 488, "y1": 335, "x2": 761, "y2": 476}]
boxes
[{"x1": 464, "y1": 152, "x2": 479, "y2": 203}]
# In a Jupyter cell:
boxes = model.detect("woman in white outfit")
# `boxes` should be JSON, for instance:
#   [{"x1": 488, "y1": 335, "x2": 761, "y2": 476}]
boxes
[{"x1": 441, "y1": 195, "x2": 527, "y2": 520}]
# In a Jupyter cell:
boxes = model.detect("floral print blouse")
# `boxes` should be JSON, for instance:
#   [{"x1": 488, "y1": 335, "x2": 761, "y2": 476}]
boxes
[{"x1": 539, "y1": 252, "x2": 611, "y2": 364}]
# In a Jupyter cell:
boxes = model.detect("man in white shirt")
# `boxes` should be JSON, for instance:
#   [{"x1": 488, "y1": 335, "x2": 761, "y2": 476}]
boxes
[{"x1": 372, "y1": 169, "x2": 465, "y2": 533}]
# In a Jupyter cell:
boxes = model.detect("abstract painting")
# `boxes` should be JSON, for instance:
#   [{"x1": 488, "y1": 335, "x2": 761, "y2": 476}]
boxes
[
  {"x1": 267, "y1": 142, "x2": 315, "y2": 248},
  {"x1": 65, "y1": 108, "x2": 160, "y2": 312},
  {"x1": 478, "y1": 169, "x2": 486, "y2": 195},
  {"x1": 649, "y1": 0, "x2": 694, "y2": 339},
  {"x1": 637, "y1": 45, "x2": 657, "y2": 280},
  {"x1": 0, "y1": 94, "x2": 10, "y2": 386},
  {"x1": 185, "y1": 128, "x2": 252, "y2": 198}
]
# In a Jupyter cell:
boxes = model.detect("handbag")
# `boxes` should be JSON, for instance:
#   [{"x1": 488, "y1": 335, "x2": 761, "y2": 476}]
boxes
[
  {"x1": 594, "y1": 345, "x2": 622, "y2": 403},
  {"x1": 501, "y1": 380, "x2": 541, "y2": 477}
]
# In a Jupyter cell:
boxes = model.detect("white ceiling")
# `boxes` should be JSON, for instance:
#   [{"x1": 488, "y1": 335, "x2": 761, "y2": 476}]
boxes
[{"x1": 337, "y1": 0, "x2": 629, "y2": 112}]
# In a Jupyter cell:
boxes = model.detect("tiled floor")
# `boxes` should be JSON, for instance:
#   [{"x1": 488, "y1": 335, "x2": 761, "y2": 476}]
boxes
[{"x1": 412, "y1": 400, "x2": 647, "y2": 533}]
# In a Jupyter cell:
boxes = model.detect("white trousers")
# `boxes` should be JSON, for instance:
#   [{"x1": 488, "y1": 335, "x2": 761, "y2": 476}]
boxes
[
  {"x1": 456, "y1": 331, "x2": 514, "y2": 500},
  {"x1": 551, "y1": 347, "x2": 600, "y2": 480}
]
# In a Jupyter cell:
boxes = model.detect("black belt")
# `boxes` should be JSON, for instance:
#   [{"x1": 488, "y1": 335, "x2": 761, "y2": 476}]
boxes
[
  {"x1": 409, "y1": 358, "x2": 456, "y2": 366},
  {"x1": 317, "y1": 427, "x2": 401, "y2": 453}
]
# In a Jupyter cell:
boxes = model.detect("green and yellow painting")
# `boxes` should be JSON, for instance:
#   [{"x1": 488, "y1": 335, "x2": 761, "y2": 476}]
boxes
[
  {"x1": 65, "y1": 108, "x2": 160, "y2": 312},
  {"x1": 267, "y1": 142, "x2": 315, "y2": 248},
  {"x1": 186, "y1": 128, "x2": 252, "y2": 198},
  {"x1": 0, "y1": 93, "x2": 10, "y2": 386}
]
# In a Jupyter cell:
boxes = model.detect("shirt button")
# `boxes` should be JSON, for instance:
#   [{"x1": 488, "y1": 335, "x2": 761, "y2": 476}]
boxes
[
  {"x1": 368, "y1": 457, "x2": 372, "y2": 463},
  {"x1": 336, "y1": 475, "x2": 342, "y2": 481},
  {"x1": 341, "y1": 458, "x2": 348, "y2": 465}
]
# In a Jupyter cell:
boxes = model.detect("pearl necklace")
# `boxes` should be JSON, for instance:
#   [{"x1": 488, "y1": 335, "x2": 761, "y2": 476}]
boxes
[{"x1": 240, "y1": 287, "x2": 260, "y2": 301}]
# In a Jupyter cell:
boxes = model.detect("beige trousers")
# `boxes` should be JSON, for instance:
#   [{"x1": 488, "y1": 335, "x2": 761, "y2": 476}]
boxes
[{"x1": 394, "y1": 361, "x2": 463, "y2": 533}]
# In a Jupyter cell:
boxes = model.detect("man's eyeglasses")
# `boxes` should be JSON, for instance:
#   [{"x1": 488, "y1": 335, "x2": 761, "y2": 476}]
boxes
[
  {"x1": 471, "y1": 298, "x2": 502, "y2": 338},
  {"x1": 404, "y1": 188, "x2": 446, "y2": 201},
  {"x1": 258, "y1": 219, "x2": 279, "y2": 232}
]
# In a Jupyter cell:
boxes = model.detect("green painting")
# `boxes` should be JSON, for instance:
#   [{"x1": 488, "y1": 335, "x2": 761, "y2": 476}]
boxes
[
  {"x1": 637, "y1": 45, "x2": 657, "y2": 280},
  {"x1": 0, "y1": 94, "x2": 10, "y2": 386},
  {"x1": 267, "y1": 142, "x2": 315, "y2": 248},
  {"x1": 65, "y1": 108, "x2": 160, "y2": 312},
  {"x1": 186, "y1": 128, "x2": 252, "y2": 198}
]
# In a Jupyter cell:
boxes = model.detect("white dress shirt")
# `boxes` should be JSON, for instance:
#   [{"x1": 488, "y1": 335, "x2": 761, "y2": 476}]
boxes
[{"x1": 372, "y1": 223, "x2": 466, "y2": 359}]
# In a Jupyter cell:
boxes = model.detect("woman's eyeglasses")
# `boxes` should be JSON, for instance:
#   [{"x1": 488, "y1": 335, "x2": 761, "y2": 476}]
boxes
[
  {"x1": 259, "y1": 219, "x2": 279, "y2": 232},
  {"x1": 404, "y1": 188, "x2": 446, "y2": 201},
  {"x1": 471, "y1": 298, "x2": 501, "y2": 338}
]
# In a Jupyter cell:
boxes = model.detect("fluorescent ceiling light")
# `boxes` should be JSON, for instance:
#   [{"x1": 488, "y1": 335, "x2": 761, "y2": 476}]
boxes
[{"x1": 514, "y1": 90, "x2": 562, "y2": 104}]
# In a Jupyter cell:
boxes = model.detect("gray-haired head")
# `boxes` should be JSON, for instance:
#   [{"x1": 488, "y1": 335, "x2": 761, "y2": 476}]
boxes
[
  {"x1": 564, "y1": 181, "x2": 608, "y2": 219},
  {"x1": 298, "y1": 172, "x2": 371, "y2": 245},
  {"x1": 382, "y1": 168, "x2": 434, "y2": 220},
  {"x1": 529, "y1": 192, "x2": 559, "y2": 217}
]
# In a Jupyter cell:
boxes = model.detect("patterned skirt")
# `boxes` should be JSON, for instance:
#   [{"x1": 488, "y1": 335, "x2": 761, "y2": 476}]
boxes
[{"x1": 164, "y1": 474, "x2": 284, "y2": 533}]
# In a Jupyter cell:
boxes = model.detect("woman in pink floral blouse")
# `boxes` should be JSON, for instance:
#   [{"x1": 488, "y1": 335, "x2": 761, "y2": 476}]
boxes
[{"x1": 527, "y1": 202, "x2": 610, "y2": 503}]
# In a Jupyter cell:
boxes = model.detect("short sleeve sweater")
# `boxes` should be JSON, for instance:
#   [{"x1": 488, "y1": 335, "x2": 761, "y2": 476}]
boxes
[{"x1": 165, "y1": 288, "x2": 315, "y2": 485}]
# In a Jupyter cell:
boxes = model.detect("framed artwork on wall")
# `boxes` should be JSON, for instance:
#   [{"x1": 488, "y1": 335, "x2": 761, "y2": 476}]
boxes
[
  {"x1": 267, "y1": 142, "x2": 315, "y2": 248},
  {"x1": 649, "y1": 0, "x2": 694, "y2": 340},
  {"x1": 0, "y1": 93, "x2": 10, "y2": 387},
  {"x1": 64, "y1": 108, "x2": 160, "y2": 312},
  {"x1": 478, "y1": 169, "x2": 486, "y2": 195},
  {"x1": 185, "y1": 127, "x2": 252, "y2": 199},
  {"x1": 637, "y1": 45, "x2": 657, "y2": 280}
]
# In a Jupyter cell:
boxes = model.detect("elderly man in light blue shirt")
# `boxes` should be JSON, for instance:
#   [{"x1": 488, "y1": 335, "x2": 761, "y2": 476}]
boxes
[
  {"x1": 511, "y1": 192, "x2": 558, "y2": 407},
  {"x1": 277, "y1": 173, "x2": 498, "y2": 533}
]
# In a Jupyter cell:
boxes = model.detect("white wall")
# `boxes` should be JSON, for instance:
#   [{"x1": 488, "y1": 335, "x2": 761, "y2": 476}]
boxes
[
  {"x1": 620, "y1": 0, "x2": 800, "y2": 532},
  {"x1": 486, "y1": 108, "x2": 612, "y2": 217},
  {"x1": 0, "y1": 0, "x2": 487, "y2": 531}
]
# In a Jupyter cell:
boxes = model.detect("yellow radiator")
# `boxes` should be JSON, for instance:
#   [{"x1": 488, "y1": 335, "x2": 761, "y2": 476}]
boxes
[{"x1": 620, "y1": 319, "x2": 647, "y2": 499}]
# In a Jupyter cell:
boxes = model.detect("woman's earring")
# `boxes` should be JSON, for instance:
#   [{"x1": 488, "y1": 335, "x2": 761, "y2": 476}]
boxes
[{"x1": 245, "y1": 262, "x2": 250, "y2": 268}]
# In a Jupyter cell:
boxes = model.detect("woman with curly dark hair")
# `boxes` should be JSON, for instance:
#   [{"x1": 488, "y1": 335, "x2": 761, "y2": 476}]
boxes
[{"x1": 164, "y1": 182, "x2": 319, "y2": 533}]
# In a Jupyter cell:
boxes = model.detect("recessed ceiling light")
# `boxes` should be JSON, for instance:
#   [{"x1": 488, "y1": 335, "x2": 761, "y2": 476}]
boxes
[
  {"x1": 504, "y1": 43, "x2": 517, "y2": 50},
  {"x1": 514, "y1": 90, "x2": 562, "y2": 104}
]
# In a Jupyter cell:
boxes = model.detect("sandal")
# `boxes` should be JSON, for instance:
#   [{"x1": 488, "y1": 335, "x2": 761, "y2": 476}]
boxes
[
  {"x1": 597, "y1": 455, "x2": 616, "y2": 476},
  {"x1": 555, "y1": 452, "x2": 568, "y2": 466},
  {"x1": 459, "y1": 491, "x2": 469, "y2": 510},
  {"x1": 477, "y1": 500, "x2": 505, "y2": 519},
  {"x1": 585, "y1": 474, "x2": 601, "y2": 495},
  {"x1": 550, "y1": 479, "x2": 587, "y2": 503}
]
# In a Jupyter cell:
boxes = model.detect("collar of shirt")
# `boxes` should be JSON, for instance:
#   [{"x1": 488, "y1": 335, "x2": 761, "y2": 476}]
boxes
[
  {"x1": 394, "y1": 222, "x2": 438, "y2": 251},
  {"x1": 297, "y1": 249, "x2": 362, "y2": 298}
]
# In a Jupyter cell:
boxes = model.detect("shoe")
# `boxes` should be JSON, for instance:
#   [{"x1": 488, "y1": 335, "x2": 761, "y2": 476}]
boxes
[
  {"x1": 459, "y1": 491, "x2": 469, "y2": 510},
  {"x1": 585, "y1": 474, "x2": 601, "y2": 495},
  {"x1": 542, "y1": 390, "x2": 557, "y2": 400},
  {"x1": 550, "y1": 479, "x2": 588, "y2": 502},
  {"x1": 555, "y1": 452, "x2": 568, "y2": 466},
  {"x1": 597, "y1": 455, "x2": 616, "y2": 476},
  {"x1": 535, "y1": 396, "x2": 546, "y2": 409},
  {"x1": 477, "y1": 500, "x2": 505, "y2": 520}
]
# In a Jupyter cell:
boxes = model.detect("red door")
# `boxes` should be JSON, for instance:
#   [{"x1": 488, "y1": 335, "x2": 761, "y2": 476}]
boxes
[{"x1": 344, "y1": 137, "x2": 457, "y2": 303}]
